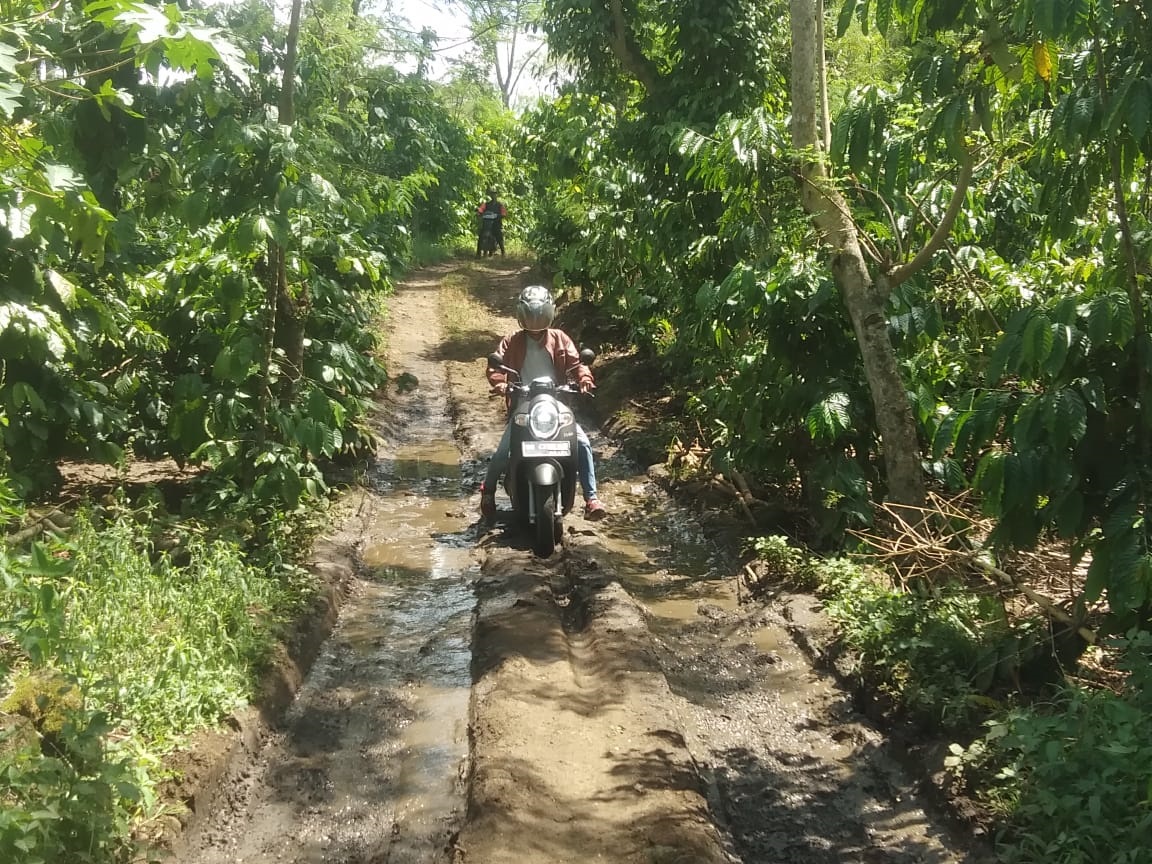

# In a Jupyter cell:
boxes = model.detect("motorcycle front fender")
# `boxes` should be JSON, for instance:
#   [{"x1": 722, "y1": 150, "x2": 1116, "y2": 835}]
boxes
[{"x1": 532, "y1": 462, "x2": 561, "y2": 488}]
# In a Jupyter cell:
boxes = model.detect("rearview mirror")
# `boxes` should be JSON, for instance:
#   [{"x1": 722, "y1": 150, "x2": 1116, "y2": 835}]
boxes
[
  {"x1": 487, "y1": 353, "x2": 505, "y2": 370},
  {"x1": 579, "y1": 348, "x2": 597, "y2": 367}
]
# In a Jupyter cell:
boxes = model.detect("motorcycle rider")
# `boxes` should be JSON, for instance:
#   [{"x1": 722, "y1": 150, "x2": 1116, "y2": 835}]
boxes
[
  {"x1": 476, "y1": 186, "x2": 506, "y2": 256},
  {"x1": 480, "y1": 285, "x2": 607, "y2": 523}
]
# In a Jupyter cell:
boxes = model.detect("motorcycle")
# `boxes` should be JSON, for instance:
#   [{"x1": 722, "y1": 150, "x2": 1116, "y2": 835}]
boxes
[
  {"x1": 477, "y1": 214, "x2": 500, "y2": 256},
  {"x1": 486, "y1": 349, "x2": 596, "y2": 557}
]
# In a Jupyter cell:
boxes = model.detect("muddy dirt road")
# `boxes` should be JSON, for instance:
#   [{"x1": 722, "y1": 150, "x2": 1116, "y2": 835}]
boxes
[{"x1": 176, "y1": 260, "x2": 982, "y2": 864}]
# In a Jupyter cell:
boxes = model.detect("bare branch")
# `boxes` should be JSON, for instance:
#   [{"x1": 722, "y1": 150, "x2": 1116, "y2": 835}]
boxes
[
  {"x1": 508, "y1": 41, "x2": 546, "y2": 100},
  {"x1": 886, "y1": 150, "x2": 974, "y2": 288}
]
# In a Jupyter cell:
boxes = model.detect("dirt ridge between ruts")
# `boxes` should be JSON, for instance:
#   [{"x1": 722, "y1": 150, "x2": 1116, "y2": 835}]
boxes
[
  {"x1": 148, "y1": 493, "x2": 368, "y2": 855},
  {"x1": 458, "y1": 538, "x2": 738, "y2": 864}
]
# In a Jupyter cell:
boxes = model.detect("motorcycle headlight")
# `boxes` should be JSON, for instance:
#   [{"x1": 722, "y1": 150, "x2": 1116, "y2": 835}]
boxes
[{"x1": 528, "y1": 401, "x2": 561, "y2": 439}]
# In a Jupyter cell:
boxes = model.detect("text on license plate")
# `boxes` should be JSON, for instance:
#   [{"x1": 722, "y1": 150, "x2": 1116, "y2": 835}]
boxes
[{"x1": 522, "y1": 441, "x2": 571, "y2": 457}]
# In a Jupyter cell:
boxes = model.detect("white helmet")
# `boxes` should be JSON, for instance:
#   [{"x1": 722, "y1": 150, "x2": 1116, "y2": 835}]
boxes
[{"x1": 516, "y1": 285, "x2": 555, "y2": 332}]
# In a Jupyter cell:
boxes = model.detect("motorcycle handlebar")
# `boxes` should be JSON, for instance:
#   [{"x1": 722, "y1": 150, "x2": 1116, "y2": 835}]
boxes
[{"x1": 489, "y1": 383, "x2": 588, "y2": 397}]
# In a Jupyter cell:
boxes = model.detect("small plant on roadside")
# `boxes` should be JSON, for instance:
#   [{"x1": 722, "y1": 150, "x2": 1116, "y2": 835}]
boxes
[
  {"x1": 0, "y1": 504, "x2": 318, "y2": 863},
  {"x1": 55, "y1": 512, "x2": 301, "y2": 747},
  {"x1": 748, "y1": 534, "x2": 817, "y2": 587},
  {"x1": 814, "y1": 556, "x2": 1012, "y2": 728},
  {"x1": 947, "y1": 634, "x2": 1152, "y2": 864},
  {"x1": 0, "y1": 668, "x2": 153, "y2": 864}
]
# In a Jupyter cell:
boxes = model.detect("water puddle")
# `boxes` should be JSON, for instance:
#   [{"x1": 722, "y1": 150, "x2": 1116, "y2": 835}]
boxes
[
  {"x1": 345, "y1": 438, "x2": 475, "y2": 863},
  {"x1": 185, "y1": 433, "x2": 476, "y2": 864},
  {"x1": 595, "y1": 475, "x2": 735, "y2": 619}
]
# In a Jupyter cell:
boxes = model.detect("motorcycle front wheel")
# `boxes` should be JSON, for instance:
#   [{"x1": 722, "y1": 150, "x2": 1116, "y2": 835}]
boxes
[{"x1": 533, "y1": 487, "x2": 557, "y2": 558}]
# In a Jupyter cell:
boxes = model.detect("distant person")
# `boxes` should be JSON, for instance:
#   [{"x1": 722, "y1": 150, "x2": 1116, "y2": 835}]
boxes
[{"x1": 476, "y1": 187, "x2": 506, "y2": 256}]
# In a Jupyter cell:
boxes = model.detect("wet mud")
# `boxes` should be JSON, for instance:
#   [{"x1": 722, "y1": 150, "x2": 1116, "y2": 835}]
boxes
[
  {"x1": 592, "y1": 472, "x2": 982, "y2": 863},
  {"x1": 446, "y1": 258, "x2": 981, "y2": 863},
  {"x1": 177, "y1": 258, "x2": 982, "y2": 864},
  {"x1": 178, "y1": 272, "x2": 476, "y2": 864}
]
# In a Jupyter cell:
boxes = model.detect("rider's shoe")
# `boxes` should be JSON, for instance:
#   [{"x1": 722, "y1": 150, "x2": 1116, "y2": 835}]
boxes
[
  {"x1": 584, "y1": 497, "x2": 606, "y2": 521},
  {"x1": 479, "y1": 484, "x2": 497, "y2": 523}
]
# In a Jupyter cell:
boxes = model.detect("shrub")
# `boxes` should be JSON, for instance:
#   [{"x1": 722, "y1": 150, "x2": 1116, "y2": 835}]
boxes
[
  {"x1": 949, "y1": 635, "x2": 1152, "y2": 864},
  {"x1": 0, "y1": 507, "x2": 313, "y2": 861}
]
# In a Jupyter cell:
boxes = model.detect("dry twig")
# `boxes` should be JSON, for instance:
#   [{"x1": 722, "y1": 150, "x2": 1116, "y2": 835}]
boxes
[{"x1": 852, "y1": 493, "x2": 1097, "y2": 644}]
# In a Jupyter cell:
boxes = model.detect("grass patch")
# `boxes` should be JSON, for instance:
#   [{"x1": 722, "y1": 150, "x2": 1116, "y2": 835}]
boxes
[
  {"x1": 948, "y1": 635, "x2": 1152, "y2": 863},
  {"x1": 0, "y1": 502, "x2": 316, "y2": 863},
  {"x1": 408, "y1": 234, "x2": 457, "y2": 268},
  {"x1": 439, "y1": 272, "x2": 475, "y2": 340}
]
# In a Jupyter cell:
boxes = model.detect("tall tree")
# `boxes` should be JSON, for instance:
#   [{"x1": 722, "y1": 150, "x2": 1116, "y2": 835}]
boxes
[
  {"x1": 788, "y1": 0, "x2": 925, "y2": 506},
  {"x1": 566, "y1": 0, "x2": 935, "y2": 505},
  {"x1": 451, "y1": 0, "x2": 545, "y2": 107}
]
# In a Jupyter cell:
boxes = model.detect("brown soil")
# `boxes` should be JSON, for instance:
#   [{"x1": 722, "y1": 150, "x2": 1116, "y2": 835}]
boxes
[{"x1": 459, "y1": 542, "x2": 732, "y2": 864}]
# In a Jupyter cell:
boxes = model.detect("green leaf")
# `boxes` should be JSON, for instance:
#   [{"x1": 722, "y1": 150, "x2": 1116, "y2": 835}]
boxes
[
  {"x1": 44, "y1": 164, "x2": 84, "y2": 191},
  {"x1": 0, "y1": 42, "x2": 19, "y2": 76},
  {"x1": 27, "y1": 542, "x2": 74, "y2": 577},
  {"x1": 1086, "y1": 295, "x2": 1113, "y2": 346},
  {"x1": 927, "y1": 0, "x2": 968, "y2": 30},
  {"x1": 1011, "y1": 395, "x2": 1045, "y2": 450},
  {"x1": 1053, "y1": 490, "x2": 1084, "y2": 538},
  {"x1": 849, "y1": 102, "x2": 873, "y2": 175},
  {"x1": 0, "y1": 80, "x2": 23, "y2": 117},
  {"x1": 1084, "y1": 542, "x2": 1109, "y2": 603},
  {"x1": 1078, "y1": 375, "x2": 1107, "y2": 412},
  {"x1": 837, "y1": 0, "x2": 860, "y2": 37},
  {"x1": 1022, "y1": 312, "x2": 1054, "y2": 374},
  {"x1": 1112, "y1": 294, "x2": 1136, "y2": 345},
  {"x1": 12, "y1": 382, "x2": 46, "y2": 414},
  {"x1": 874, "y1": 0, "x2": 893, "y2": 34},
  {"x1": 1052, "y1": 389, "x2": 1087, "y2": 447},
  {"x1": 45, "y1": 270, "x2": 77, "y2": 307},
  {"x1": 806, "y1": 392, "x2": 852, "y2": 442},
  {"x1": 1106, "y1": 536, "x2": 1148, "y2": 612},
  {"x1": 974, "y1": 451, "x2": 1006, "y2": 515},
  {"x1": 1045, "y1": 322, "x2": 1074, "y2": 377}
]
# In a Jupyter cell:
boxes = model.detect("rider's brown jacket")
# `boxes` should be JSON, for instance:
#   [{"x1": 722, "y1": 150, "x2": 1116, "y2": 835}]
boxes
[{"x1": 486, "y1": 329, "x2": 593, "y2": 391}]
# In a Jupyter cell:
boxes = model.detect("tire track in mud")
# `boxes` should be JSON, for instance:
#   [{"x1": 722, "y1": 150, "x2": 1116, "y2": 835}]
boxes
[
  {"x1": 590, "y1": 478, "x2": 986, "y2": 864},
  {"x1": 440, "y1": 259, "x2": 733, "y2": 863},
  {"x1": 178, "y1": 269, "x2": 476, "y2": 864},
  {"x1": 179, "y1": 259, "x2": 983, "y2": 864}
]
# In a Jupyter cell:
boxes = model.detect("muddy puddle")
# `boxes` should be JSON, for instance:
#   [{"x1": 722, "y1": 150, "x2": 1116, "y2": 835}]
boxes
[
  {"x1": 591, "y1": 456, "x2": 975, "y2": 863},
  {"x1": 182, "y1": 374, "x2": 476, "y2": 864}
]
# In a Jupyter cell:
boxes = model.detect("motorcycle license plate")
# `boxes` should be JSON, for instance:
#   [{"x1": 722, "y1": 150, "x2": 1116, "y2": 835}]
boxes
[{"x1": 522, "y1": 440, "x2": 571, "y2": 457}]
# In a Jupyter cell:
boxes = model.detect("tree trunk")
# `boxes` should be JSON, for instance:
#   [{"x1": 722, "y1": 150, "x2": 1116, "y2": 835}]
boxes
[
  {"x1": 789, "y1": 0, "x2": 925, "y2": 507},
  {"x1": 816, "y1": 0, "x2": 831, "y2": 150},
  {"x1": 274, "y1": 0, "x2": 307, "y2": 400}
]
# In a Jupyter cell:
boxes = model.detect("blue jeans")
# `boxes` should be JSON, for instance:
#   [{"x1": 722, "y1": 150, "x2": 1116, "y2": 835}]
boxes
[{"x1": 484, "y1": 423, "x2": 598, "y2": 501}]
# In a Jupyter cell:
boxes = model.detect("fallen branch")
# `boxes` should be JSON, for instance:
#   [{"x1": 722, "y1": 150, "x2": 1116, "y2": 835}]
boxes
[
  {"x1": 714, "y1": 474, "x2": 756, "y2": 525},
  {"x1": 853, "y1": 492, "x2": 1097, "y2": 645},
  {"x1": 7, "y1": 509, "x2": 69, "y2": 546},
  {"x1": 968, "y1": 554, "x2": 1097, "y2": 645}
]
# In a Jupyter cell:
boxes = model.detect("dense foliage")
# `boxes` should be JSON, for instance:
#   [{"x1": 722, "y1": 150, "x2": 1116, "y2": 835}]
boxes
[
  {"x1": 523, "y1": 0, "x2": 1152, "y2": 624},
  {"x1": 6, "y1": 0, "x2": 1152, "y2": 858},
  {"x1": 0, "y1": 0, "x2": 499, "y2": 505}
]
